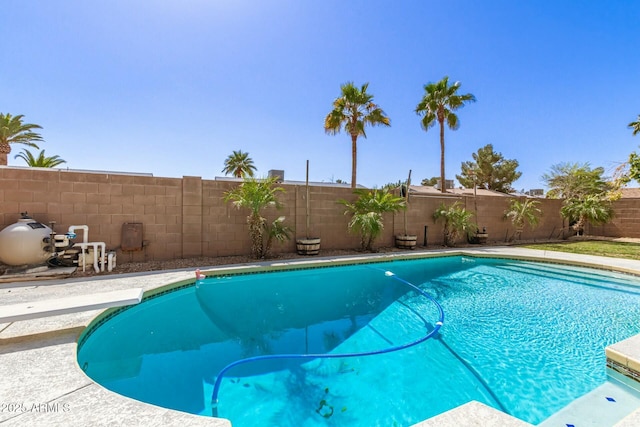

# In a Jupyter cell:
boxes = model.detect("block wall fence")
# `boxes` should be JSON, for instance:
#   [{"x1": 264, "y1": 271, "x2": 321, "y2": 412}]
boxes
[{"x1": 0, "y1": 167, "x2": 637, "y2": 263}]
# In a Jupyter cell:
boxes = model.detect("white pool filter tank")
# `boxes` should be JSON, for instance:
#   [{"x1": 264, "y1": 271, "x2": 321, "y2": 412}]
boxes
[{"x1": 0, "y1": 213, "x2": 53, "y2": 266}]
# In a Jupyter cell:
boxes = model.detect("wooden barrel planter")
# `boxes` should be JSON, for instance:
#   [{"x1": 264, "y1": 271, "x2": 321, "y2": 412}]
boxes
[
  {"x1": 296, "y1": 238, "x2": 321, "y2": 255},
  {"x1": 469, "y1": 233, "x2": 488, "y2": 244},
  {"x1": 476, "y1": 233, "x2": 488, "y2": 244},
  {"x1": 395, "y1": 234, "x2": 417, "y2": 250}
]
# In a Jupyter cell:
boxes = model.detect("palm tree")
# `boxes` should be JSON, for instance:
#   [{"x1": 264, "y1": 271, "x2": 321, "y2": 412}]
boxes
[
  {"x1": 324, "y1": 82, "x2": 390, "y2": 188},
  {"x1": 0, "y1": 113, "x2": 43, "y2": 166},
  {"x1": 222, "y1": 150, "x2": 257, "y2": 178},
  {"x1": 14, "y1": 149, "x2": 66, "y2": 168},
  {"x1": 415, "y1": 77, "x2": 476, "y2": 193},
  {"x1": 629, "y1": 115, "x2": 640, "y2": 136},
  {"x1": 223, "y1": 176, "x2": 292, "y2": 258},
  {"x1": 504, "y1": 198, "x2": 542, "y2": 240},
  {"x1": 560, "y1": 194, "x2": 613, "y2": 236},
  {"x1": 340, "y1": 188, "x2": 405, "y2": 251},
  {"x1": 433, "y1": 202, "x2": 477, "y2": 247}
]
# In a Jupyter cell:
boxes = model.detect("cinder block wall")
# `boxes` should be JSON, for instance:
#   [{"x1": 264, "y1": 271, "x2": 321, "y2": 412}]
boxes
[
  {"x1": 593, "y1": 198, "x2": 640, "y2": 237},
  {"x1": 0, "y1": 166, "x2": 637, "y2": 264},
  {"x1": 389, "y1": 195, "x2": 565, "y2": 247},
  {"x1": 293, "y1": 184, "x2": 359, "y2": 250},
  {"x1": 471, "y1": 196, "x2": 566, "y2": 243},
  {"x1": 0, "y1": 167, "x2": 184, "y2": 263}
]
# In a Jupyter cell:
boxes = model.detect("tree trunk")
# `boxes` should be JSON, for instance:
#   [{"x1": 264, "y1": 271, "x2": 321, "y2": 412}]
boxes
[
  {"x1": 439, "y1": 120, "x2": 446, "y2": 193},
  {"x1": 444, "y1": 228, "x2": 453, "y2": 247},
  {"x1": 514, "y1": 228, "x2": 523, "y2": 241},
  {"x1": 351, "y1": 134, "x2": 358, "y2": 188},
  {"x1": 0, "y1": 143, "x2": 10, "y2": 166},
  {"x1": 248, "y1": 214, "x2": 266, "y2": 258}
]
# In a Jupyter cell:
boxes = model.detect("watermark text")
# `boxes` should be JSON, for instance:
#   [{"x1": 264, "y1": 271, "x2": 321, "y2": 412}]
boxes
[{"x1": 0, "y1": 402, "x2": 70, "y2": 413}]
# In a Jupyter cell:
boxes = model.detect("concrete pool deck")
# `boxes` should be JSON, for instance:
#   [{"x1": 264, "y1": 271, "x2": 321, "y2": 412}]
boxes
[{"x1": 2, "y1": 246, "x2": 640, "y2": 426}]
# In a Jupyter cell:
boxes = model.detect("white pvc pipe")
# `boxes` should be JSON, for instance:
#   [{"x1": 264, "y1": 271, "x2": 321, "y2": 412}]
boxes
[
  {"x1": 67, "y1": 227, "x2": 108, "y2": 273},
  {"x1": 73, "y1": 243, "x2": 88, "y2": 272},
  {"x1": 107, "y1": 252, "x2": 115, "y2": 272},
  {"x1": 69, "y1": 225, "x2": 90, "y2": 272},
  {"x1": 68, "y1": 225, "x2": 89, "y2": 245},
  {"x1": 72, "y1": 243, "x2": 87, "y2": 272},
  {"x1": 97, "y1": 242, "x2": 105, "y2": 272},
  {"x1": 73, "y1": 241, "x2": 106, "y2": 273}
]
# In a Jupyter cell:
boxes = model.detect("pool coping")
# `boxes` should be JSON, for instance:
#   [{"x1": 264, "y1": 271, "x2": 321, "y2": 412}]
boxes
[{"x1": 2, "y1": 246, "x2": 640, "y2": 426}]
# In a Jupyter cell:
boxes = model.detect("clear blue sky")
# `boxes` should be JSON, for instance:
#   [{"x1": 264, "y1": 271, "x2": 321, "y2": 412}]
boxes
[{"x1": 3, "y1": 1, "x2": 639, "y2": 191}]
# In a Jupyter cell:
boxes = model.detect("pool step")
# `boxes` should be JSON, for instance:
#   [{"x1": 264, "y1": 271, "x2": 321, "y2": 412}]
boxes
[{"x1": 539, "y1": 373, "x2": 640, "y2": 427}]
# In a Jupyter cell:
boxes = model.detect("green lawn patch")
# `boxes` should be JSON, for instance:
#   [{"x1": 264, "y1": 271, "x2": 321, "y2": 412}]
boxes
[{"x1": 522, "y1": 241, "x2": 640, "y2": 261}]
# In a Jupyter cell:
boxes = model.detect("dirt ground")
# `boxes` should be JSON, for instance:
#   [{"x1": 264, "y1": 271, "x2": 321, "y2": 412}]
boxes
[
  {"x1": 70, "y1": 248, "x2": 368, "y2": 278},
  {"x1": 70, "y1": 238, "x2": 562, "y2": 278}
]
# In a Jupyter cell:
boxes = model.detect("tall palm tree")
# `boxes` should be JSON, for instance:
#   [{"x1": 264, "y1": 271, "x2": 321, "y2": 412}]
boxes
[
  {"x1": 324, "y1": 82, "x2": 390, "y2": 188},
  {"x1": 0, "y1": 113, "x2": 43, "y2": 166},
  {"x1": 415, "y1": 77, "x2": 476, "y2": 193},
  {"x1": 222, "y1": 150, "x2": 257, "y2": 178},
  {"x1": 629, "y1": 115, "x2": 640, "y2": 136},
  {"x1": 14, "y1": 149, "x2": 66, "y2": 168}
]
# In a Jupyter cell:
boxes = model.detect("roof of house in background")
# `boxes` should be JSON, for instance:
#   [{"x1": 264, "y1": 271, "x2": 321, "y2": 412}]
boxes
[
  {"x1": 213, "y1": 176, "x2": 366, "y2": 188},
  {"x1": 408, "y1": 185, "x2": 513, "y2": 197},
  {"x1": 620, "y1": 188, "x2": 640, "y2": 198}
]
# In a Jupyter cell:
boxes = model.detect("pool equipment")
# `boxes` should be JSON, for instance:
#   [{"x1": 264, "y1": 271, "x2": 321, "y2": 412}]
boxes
[
  {"x1": 69, "y1": 225, "x2": 114, "y2": 272},
  {"x1": 209, "y1": 269, "x2": 445, "y2": 416},
  {"x1": 0, "y1": 213, "x2": 76, "y2": 266},
  {"x1": 0, "y1": 213, "x2": 115, "y2": 272}
]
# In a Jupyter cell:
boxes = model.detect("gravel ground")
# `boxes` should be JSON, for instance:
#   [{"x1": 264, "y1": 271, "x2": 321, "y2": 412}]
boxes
[
  {"x1": 77, "y1": 236, "x2": 589, "y2": 278},
  {"x1": 70, "y1": 248, "x2": 370, "y2": 278},
  {"x1": 3, "y1": 237, "x2": 600, "y2": 279}
]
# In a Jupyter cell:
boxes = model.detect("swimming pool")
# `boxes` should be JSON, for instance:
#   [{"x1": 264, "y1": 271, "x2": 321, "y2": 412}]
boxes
[{"x1": 77, "y1": 255, "x2": 640, "y2": 426}]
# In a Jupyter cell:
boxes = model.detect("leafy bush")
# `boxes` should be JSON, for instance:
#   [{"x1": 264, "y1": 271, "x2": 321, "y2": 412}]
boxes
[
  {"x1": 224, "y1": 177, "x2": 292, "y2": 258},
  {"x1": 340, "y1": 188, "x2": 405, "y2": 251},
  {"x1": 433, "y1": 202, "x2": 477, "y2": 247},
  {"x1": 504, "y1": 198, "x2": 542, "y2": 240}
]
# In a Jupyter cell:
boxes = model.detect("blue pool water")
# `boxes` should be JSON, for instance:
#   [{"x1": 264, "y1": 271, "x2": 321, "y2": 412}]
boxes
[{"x1": 77, "y1": 256, "x2": 640, "y2": 426}]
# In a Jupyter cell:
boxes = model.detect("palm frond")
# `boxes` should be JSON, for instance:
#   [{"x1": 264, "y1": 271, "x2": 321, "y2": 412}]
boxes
[
  {"x1": 0, "y1": 113, "x2": 44, "y2": 162},
  {"x1": 222, "y1": 150, "x2": 257, "y2": 178},
  {"x1": 433, "y1": 202, "x2": 477, "y2": 246},
  {"x1": 629, "y1": 115, "x2": 640, "y2": 136},
  {"x1": 14, "y1": 148, "x2": 66, "y2": 168}
]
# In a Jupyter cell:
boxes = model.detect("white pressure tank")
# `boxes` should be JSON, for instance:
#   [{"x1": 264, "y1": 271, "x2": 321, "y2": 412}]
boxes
[{"x1": 0, "y1": 214, "x2": 52, "y2": 266}]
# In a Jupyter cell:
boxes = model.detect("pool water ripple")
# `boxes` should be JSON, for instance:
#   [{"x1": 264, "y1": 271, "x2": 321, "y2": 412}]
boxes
[{"x1": 77, "y1": 256, "x2": 640, "y2": 426}]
